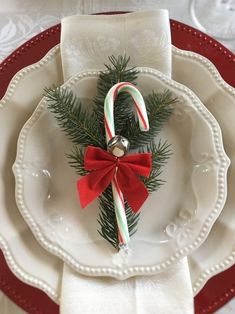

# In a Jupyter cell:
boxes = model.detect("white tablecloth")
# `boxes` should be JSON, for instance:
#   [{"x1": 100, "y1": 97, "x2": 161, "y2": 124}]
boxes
[{"x1": 0, "y1": 0, "x2": 234, "y2": 313}]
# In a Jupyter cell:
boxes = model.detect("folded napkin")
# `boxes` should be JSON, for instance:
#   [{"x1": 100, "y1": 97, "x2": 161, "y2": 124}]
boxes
[
  {"x1": 61, "y1": 258, "x2": 193, "y2": 314},
  {"x1": 61, "y1": 10, "x2": 171, "y2": 80},
  {"x1": 60, "y1": 10, "x2": 193, "y2": 314}
]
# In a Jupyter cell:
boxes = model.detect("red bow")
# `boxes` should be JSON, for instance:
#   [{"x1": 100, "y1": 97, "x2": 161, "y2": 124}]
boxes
[{"x1": 77, "y1": 146, "x2": 152, "y2": 212}]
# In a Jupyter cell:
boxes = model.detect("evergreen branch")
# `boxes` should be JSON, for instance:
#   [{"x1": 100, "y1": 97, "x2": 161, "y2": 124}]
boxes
[
  {"x1": 66, "y1": 146, "x2": 88, "y2": 176},
  {"x1": 125, "y1": 202, "x2": 141, "y2": 236},
  {"x1": 122, "y1": 90, "x2": 176, "y2": 149},
  {"x1": 45, "y1": 87, "x2": 105, "y2": 148},
  {"x1": 144, "y1": 169, "x2": 165, "y2": 193},
  {"x1": 140, "y1": 141, "x2": 172, "y2": 193},
  {"x1": 145, "y1": 140, "x2": 172, "y2": 168},
  {"x1": 103, "y1": 55, "x2": 138, "y2": 83}
]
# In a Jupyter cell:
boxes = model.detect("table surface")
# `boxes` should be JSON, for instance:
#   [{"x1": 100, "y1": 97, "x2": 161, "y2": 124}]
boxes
[{"x1": 0, "y1": 1, "x2": 235, "y2": 313}]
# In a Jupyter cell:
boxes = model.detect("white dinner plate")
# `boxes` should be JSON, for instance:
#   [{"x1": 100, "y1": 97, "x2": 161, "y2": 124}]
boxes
[
  {"x1": 172, "y1": 48, "x2": 235, "y2": 294},
  {"x1": 13, "y1": 66, "x2": 228, "y2": 279},
  {"x1": 0, "y1": 45, "x2": 63, "y2": 302},
  {"x1": 0, "y1": 44, "x2": 234, "y2": 299}
]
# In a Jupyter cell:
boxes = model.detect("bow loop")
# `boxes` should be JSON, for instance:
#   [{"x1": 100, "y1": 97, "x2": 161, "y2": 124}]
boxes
[
  {"x1": 121, "y1": 153, "x2": 152, "y2": 177},
  {"x1": 84, "y1": 146, "x2": 115, "y2": 171}
]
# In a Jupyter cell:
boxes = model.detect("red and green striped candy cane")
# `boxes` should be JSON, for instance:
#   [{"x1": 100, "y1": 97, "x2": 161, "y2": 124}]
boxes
[{"x1": 104, "y1": 82, "x2": 149, "y2": 248}]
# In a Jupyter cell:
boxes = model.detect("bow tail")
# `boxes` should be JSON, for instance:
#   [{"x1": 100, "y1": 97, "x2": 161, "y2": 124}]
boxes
[
  {"x1": 117, "y1": 165, "x2": 149, "y2": 213},
  {"x1": 77, "y1": 165, "x2": 115, "y2": 208}
]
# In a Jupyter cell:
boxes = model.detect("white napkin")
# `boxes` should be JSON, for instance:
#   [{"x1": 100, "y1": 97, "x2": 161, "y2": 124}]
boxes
[
  {"x1": 61, "y1": 258, "x2": 193, "y2": 314},
  {"x1": 61, "y1": 10, "x2": 172, "y2": 80},
  {"x1": 60, "y1": 10, "x2": 194, "y2": 314}
]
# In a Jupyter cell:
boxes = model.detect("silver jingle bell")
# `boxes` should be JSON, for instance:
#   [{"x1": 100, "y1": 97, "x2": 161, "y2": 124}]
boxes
[{"x1": 107, "y1": 135, "x2": 130, "y2": 157}]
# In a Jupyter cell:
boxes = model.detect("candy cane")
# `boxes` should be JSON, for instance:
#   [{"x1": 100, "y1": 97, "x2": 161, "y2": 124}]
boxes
[{"x1": 104, "y1": 82, "x2": 149, "y2": 247}]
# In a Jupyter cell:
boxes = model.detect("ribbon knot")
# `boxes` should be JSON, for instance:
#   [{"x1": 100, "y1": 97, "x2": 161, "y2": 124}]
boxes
[
  {"x1": 115, "y1": 157, "x2": 120, "y2": 166},
  {"x1": 77, "y1": 146, "x2": 152, "y2": 212}
]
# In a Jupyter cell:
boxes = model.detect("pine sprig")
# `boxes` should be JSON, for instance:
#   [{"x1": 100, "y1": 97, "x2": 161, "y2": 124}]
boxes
[
  {"x1": 45, "y1": 87, "x2": 105, "y2": 148},
  {"x1": 145, "y1": 140, "x2": 172, "y2": 168},
  {"x1": 122, "y1": 90, "x2": 176, "y2": 149},
  {"x1": 45, "y1": 55, "x2": 176, "y2": 249},
  {"x1": 142, "y1": 141, "x2": 172, "y2": 193},
  {"x1": 66, "y1": 146, "x2": 88, "y2": 176},
  {"x1": 93, "y1": 55, "x2": 138, "y2": 135}
]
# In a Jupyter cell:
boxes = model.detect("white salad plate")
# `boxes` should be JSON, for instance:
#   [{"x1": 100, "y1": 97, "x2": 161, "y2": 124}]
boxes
[
  {"x1": 13, "y1": 66, "x2": 228, "y2": 279},
  {"x1": 0, "y1": 44, "x2": 234, "y2": 300}
]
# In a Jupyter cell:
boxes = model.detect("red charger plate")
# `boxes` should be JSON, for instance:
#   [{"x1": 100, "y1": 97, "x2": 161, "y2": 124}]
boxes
[{"x1": 0, "y1": 17, "x2": 235, "y2": 314}]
